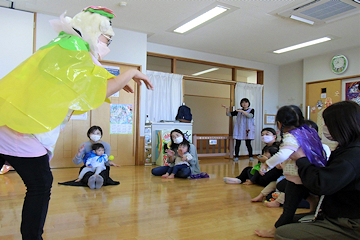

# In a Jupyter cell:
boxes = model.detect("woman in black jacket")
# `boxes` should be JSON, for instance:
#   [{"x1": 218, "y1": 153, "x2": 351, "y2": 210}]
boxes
[{"x1": 275, "y1": 101, "x2": 360, "y2": 240}]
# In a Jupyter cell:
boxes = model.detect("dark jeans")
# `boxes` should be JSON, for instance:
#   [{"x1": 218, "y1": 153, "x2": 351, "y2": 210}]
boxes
[
  {"x1": 152, "y1": 165, "x2": 191, "y2": 178},
  {"x1": 275, "y1": 180, "x2": 310, "y2": 228},
  {"x1": 0, "y1": 153, "x2": 52, "y2": 240},
  {"x1": 79, "y1": 165, "x2": 110, "y2": 186},
  {"x1": 235, "y1": 139, "x2": 253, "y2": 157},
  {"x1": 237, "y1": 167, "x2": 283, "y2": 187},
  {"x1": 167, "y1": 164, "x2": 189, "y2": 175}
]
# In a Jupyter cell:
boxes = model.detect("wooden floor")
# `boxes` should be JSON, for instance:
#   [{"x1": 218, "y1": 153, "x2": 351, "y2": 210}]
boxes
[{"x1": 0, "y1": 159, "x2": 296, "y2": 240}]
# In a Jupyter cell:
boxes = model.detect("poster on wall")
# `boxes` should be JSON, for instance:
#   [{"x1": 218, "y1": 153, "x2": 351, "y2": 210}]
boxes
[
  {"x1": 345, "y1": 81, "x2": 360, "y2": 105},
  {"x1": 104, "y1": 65, "x2": 120, "y2": 97},
  {"x1": 110, "y1": 104, "x2": 133, "y2": 134}
]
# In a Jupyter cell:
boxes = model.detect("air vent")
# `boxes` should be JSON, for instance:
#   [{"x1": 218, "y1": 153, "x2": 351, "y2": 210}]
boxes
[{"x1": 270, "y1": 0, "x2": 360, "y2": 25}]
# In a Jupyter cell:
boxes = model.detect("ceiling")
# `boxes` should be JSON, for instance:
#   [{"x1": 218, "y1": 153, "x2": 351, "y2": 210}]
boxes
[{"x1": 1, "y1": 0, "x2": 360, "y2": 66}]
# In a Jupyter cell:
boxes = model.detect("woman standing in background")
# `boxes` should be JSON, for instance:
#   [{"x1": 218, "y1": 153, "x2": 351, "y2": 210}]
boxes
[{"x1": 222, "y1": 98, "x2": 255, "y2": 161}]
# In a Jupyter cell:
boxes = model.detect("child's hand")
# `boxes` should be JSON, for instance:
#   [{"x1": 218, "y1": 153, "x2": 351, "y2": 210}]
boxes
[
  {"x1": 109, "y1": 161, "x2": 120, "y2": 167},
  {"x1": 276, "y1": 164, "x2": 282, "y2": 169},
  {"x1": 177, "y1": 148, "x2": 184, "y2": 157},
  {"x1": 181, "y1": 156, "x2": 188, "y2": 161},
  {"x1": 257, "y1": 154, "x2": 268, "y2": 163},
  {"x1": 259, "y1": 163, "x2": 269, "y2": 176}
]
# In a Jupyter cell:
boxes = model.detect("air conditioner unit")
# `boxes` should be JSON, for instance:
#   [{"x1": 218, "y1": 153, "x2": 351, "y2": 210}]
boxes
[{"x1": 270, "y1": 0, "x2": 360, "y2": 25}]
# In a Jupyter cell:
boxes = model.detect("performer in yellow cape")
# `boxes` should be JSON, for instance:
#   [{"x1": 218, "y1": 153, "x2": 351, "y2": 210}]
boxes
[
  {"x1": 1, "y1": 6, "x2": 117, "y2": 134},
  {"x1": 0, "y1": 6, "x2": 153, "y2": 239}
]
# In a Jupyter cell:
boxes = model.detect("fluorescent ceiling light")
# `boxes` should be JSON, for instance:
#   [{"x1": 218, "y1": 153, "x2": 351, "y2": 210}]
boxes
[
  {"x1": 192, "y1": 68, "x2": 219, "y2": 76},
  {"x1": 273, "y1": 37, "x2": 331, "y2": 54},
  {"x1": 174, "y1": 6, "x2": 228, "y2": 33},
  {"x1": 290, "y1": 15, "x2": 314, "y2": 25}
]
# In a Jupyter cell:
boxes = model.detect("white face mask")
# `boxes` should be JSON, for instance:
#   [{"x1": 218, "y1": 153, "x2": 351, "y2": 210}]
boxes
[
  {"x1": 90, "y1": 134, "x2": 101, "y2": 142},
  {"x1": 261, "y1": 135, "x2": 274, "y2": 143},
  {"x1": 97, "y1": 41, "x2": 110, "y2": 60},
  {"x1": 323, "y1": 125, "x2": 335, "y2": 141},
  {"x1": 174, "y1": 136, "x2": 184, "y2": 144}
]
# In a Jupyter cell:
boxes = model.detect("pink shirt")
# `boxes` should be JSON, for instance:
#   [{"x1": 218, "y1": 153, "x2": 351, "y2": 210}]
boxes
[{"x1": 0, "y1": 126, "x2": 47, "y2": 157}]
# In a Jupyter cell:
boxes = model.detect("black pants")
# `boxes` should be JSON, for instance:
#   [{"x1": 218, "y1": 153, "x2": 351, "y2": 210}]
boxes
[
  {"x1": 275, "y1": 180, "x2": 310, "y2": 228},
  {"x1": 252, "y1": 168, "x2": 283, "y2": 187},
  {"x1": 237, "y1": 167, "x2": 283, "y2": 187},
  {"x1": 79, "y1": 165, "x2": 110, "y2": 186},
  {"x1": 0, "y1": 153, "x2": 52, "y2": 240},
  {"x1": 234, "y1": 139, "x2": 253, "y2": 157}
]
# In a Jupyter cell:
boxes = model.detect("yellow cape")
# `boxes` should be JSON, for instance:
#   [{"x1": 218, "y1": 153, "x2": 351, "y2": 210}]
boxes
[{"x1": 0, "y1": 37, "x2": 114, "y2": 134}]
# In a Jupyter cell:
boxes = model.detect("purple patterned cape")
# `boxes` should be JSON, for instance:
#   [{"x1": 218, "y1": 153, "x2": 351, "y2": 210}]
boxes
[{"x1": 289, "y1": 124, "x2": 327, "y2": 167}]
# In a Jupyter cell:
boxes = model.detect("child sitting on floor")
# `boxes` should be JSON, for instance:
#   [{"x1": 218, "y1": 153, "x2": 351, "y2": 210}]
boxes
[
  {"x1": 162, "y1": 142, "x2": 192, "y2": 179},
  {"x1": 75, "y1": 143, "x2": 108, "y2": 189}
]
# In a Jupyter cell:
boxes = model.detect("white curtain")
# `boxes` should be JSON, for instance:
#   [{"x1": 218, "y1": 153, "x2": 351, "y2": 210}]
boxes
[
  {"x1": 235, "y1": 82, "x2": 264, "y2": 156},
  {"x1": 146, "y1": 70, "x2": 183, "y2": 122}
]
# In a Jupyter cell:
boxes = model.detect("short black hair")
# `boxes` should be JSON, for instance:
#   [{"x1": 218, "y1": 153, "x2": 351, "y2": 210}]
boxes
[
  {"x1": 87, "y1": 126, "x2": 103, "y2": 138},
  {"x1": 261, "y1": 127, "x2": 277, "y2": 136},
  {"x1": 179, "y1": 141, "x2": 190, "y2": 151},
  {"x1": 92, "y1": 143, "x2": 105, "y2": 151},
  {"x1": 304, "y1": 119, "x2": 318, "y2": 132},
  {"x1": 323, "y1": 101, "x2": 360, "y2": 147},
  {"x1": 264, "y1": 145, "x2": 279, "y2": 157},
  {"x1": 240, "y1": 98, "x2": 250, "y2": 107}
]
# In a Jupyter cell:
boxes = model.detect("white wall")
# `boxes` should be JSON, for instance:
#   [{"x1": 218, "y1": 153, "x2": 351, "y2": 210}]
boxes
[
  {"x1": 303, "y1": 47, "x2": 360, "y2": 109},
  {"x1": 147, "y1": 42, "x2": 280, "y2": 130},
  {"x1": 0, "y1": 8, "x2": 34, "y2": 78},
  {"x1": 278, "y1": 61, "x2": 303, "y2": 108}
]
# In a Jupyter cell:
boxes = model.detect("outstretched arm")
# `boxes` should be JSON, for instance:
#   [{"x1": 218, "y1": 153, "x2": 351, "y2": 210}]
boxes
[
  {"x1": 106, "y1": 69, "x2": 153, "y2": 98},
  {"x1": 221, "y1": 104, "x2": 232, "y2": 116}
]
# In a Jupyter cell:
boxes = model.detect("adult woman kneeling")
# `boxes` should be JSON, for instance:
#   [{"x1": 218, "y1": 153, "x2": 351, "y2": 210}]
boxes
[
  {"x1": 275, "y1": 101, "x2": 360, "y2": 240},
  {"x1": 151, "y1": 129, "x2": 200, "y2": 178}
]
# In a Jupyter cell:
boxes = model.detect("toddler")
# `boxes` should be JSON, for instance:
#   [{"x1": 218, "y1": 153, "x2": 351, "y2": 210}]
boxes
[
  {"x1": 162, "y1": 142, "x2": 192, "y2": 179},
  {"x1": 75, "y1": 143, "x2": 108, "y2": 189}
]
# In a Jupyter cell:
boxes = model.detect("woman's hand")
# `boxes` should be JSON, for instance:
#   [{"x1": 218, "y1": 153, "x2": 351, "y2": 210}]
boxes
[
  {"x1": 132, "y1": 70, "x2": 154, "y2": 90},
  {"x1": 76, "y1": 144, "x2": 85, "y2": 157},
  {"x1": 165, "y1": 149, "x2": 175, "y2": 157},
  {"x1": 236, "y1": 109, "x2": 246, "y2": 114},
  {"x1": 290, "y1": 147, "x2": 306, "y2": 161},
  {"x1": 106, "y1": 69, "x2": 153, "y2": 98},
  {"x1": 123, "y1": 84, "x2": 133, "y2": 93}
]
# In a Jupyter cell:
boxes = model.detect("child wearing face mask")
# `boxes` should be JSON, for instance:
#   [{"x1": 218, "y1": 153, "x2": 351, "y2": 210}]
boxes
[
  {"x1": 223, "y1": 128, "x2": 282, "y2": 185},
  {"x1": 75, "y1": 143, "x2": 108, "y2": 189},
  {"x1": 162, "y1": 142, "x2": 192, "y2": 179}
]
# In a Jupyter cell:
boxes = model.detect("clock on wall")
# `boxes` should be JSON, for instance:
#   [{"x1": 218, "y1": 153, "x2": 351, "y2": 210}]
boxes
[{"x1": 331, "y1": 54, "x2": 348, "y2": 74}]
